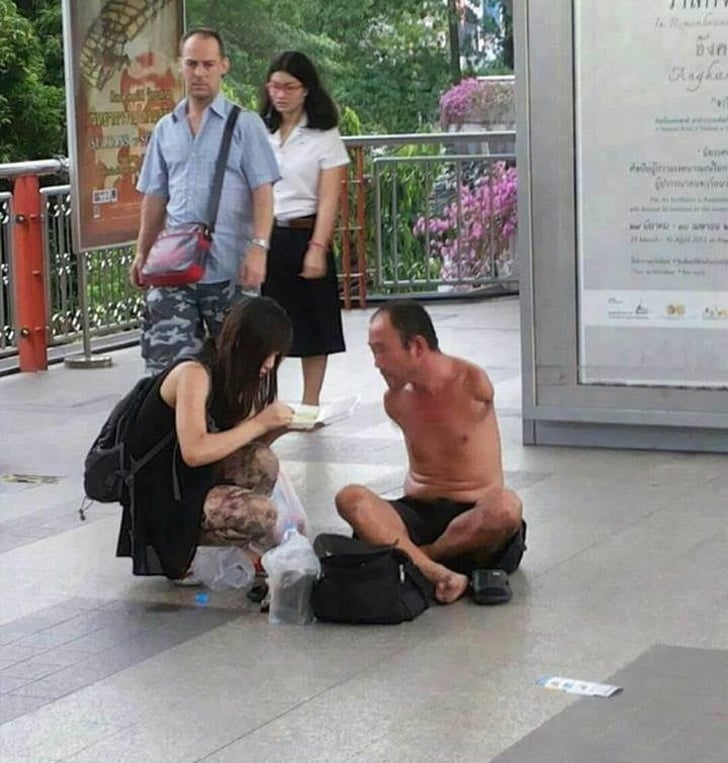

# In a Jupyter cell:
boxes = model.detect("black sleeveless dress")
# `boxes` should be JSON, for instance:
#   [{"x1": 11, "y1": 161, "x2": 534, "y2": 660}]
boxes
[{"x1": 115, "y1": 361, "x2": 214, "y2": 579}]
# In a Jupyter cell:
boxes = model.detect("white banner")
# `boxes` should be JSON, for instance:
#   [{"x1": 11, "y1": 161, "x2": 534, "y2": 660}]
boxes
[{"x1": 575, "y1": 1, "x2": 728, "y2": 387}]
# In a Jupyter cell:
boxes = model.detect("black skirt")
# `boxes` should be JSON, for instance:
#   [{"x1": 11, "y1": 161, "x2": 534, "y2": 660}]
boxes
[{"x1": 262, "y1": 226, "x2": 346, "y2": 358}]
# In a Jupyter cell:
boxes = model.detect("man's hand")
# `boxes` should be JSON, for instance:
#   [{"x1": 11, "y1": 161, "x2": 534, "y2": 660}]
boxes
[
  {"x1": 239, "y1": 245, "x2": 267, "y2": 288},
  {"x1": 129, "y1": 252, "x2": 147, "y2": 288},
  {"x1": 134, "y1": 194, "x2": 167, "y2": 287},
  {"x1": 300, "y1": 246, "x2": 327, "y2": 279}
]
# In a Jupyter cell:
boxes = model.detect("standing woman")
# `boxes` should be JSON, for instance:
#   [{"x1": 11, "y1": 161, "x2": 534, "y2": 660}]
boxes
[{"x1": 260, "y1": 51, "x2": 350, "y2": 406}]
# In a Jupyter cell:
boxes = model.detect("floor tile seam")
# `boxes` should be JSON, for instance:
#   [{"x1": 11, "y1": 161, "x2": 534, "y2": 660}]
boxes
[
  {"x1": 0, "y1": 515, "x2": 109, "y2": 546},
  {"x1": 0, "y1": 598, "x2": 221, "y2": 651},
  {"x1": 3, "y1": 616, "x2": 238, "y2": 714},
  {"x1": 701, "y1": 468, "x2": 728, "y2": 492},
  {"x1": 0, "y1": 512, "x2": 123, "y2": 556},
  {"x1": 1, "y1": 603, "x2": 114, "y2": 633},
  {"x1": 336, "y1": 681, "x2": 568, "y2": 763},
  {"x1": 669, "y1": 534, "x2": 728, "y2": 569},
  {"x1": 9, "y1": 718, "x2": 137, "y2": 761},
  {"x1": 656, "y1": 476, "x2": 727, "y2": 512},
  {"x1": 0, "y1": 657, "x2": 74, "y2": 685},
  {"x1": 526, "y1": 491, "x2": 701, "y2": 582},
  {"x1": 5, "y1": 656, "x2": 123, "y2": 702},
  {"x1": 490, "y1": 647, "x2": 726, "y2": 762},
  {"x1": 193, "y1": 640, "x2": 418, "y2": 761},
  {"x1": 0, "y1": 501, "x2": 113, "y2": 527},
  {"x1": 408, "y1": 626, "x2": 635, "y2": 676},
  {"x1": 0, "y1": 526, "x2": 82, "y2": 544},
  {"x1": 0, "y1": 626, "x2": 106, "y2": 652}
]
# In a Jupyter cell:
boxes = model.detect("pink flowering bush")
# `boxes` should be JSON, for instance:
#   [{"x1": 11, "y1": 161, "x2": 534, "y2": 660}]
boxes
[
  {"x1": 439, "y1": 77, "x2": 514, "y2": 129},
  {"x1": 413, "y1": 161, "x2": 517, "y2": 285}
]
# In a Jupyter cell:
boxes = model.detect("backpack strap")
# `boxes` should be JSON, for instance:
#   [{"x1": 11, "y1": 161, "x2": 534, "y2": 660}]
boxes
[{"x1": 126, "y1": 430, "x2": 176, "y2": 481}]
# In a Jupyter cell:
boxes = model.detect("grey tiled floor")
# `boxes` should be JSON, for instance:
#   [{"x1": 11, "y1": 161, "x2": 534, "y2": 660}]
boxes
[
  {"x1": 0, "y1": 297, "x2": 726, "y2": 762},
  {"x1": 0, "y1": 598, "x2": 240, "y2": 724},
  {"x1": 492, "y1": 645, "x2": 728, "y2": 763}
]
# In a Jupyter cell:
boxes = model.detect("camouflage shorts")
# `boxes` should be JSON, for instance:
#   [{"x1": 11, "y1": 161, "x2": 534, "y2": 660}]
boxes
[
  {"x1": 200, "y1": 443, "x2": 280, "y2": 550},
  {"x1": 141, "y1": 282, "x2": 250, "y2": 373}
]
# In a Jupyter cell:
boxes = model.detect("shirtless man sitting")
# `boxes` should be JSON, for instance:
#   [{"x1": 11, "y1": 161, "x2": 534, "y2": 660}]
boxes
[{"x1": 335, "y1": 301, "x2": 525, "y2": 605}]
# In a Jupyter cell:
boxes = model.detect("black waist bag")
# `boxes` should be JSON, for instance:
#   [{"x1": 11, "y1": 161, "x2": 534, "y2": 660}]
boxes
[{"x1": 311, "y1": 534, "x2": 433, "y2": 625}]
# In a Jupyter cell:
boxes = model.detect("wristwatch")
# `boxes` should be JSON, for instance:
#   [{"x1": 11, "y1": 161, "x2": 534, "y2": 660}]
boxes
[{"x1": 250, "y1": 237, "x2": 270, "y2": 251}]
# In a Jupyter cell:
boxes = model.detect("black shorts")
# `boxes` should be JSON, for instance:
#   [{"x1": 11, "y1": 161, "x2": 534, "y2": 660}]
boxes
[
  {"x1": 389, "y1": 496, "x2": 477, "y2": 574},
  {"x1": 389, "y1": 496, "x2": 527, "y2": 575},
  {"x1": 389, "y1": 496, "x2": 474, "y2": 546}
]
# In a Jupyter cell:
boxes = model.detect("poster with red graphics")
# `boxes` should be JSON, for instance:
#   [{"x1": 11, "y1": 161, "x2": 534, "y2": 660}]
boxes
[{"x1": 62, "y1": 0, "x2": 184, "y2": 251}]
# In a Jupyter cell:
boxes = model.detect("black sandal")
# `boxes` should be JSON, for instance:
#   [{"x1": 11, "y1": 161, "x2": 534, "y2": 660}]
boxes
[
  {"x1": 490, "y1": 519, "x2": 527, "y2": 574},
  {"x1": 470, "y1": 568, "x2": 512, "y2": 605}
]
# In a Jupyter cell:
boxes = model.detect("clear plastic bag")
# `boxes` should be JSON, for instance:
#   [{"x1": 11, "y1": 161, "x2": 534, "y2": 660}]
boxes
[
  {"x1": 261, "y1": 529, "x2": 321, "y2": 624},
  {"x1": 271, "y1": 468, "x2": 308, "y2": 542},
  {"x1": 192, "y1": 546, "x2": 255, "y2": 592}
]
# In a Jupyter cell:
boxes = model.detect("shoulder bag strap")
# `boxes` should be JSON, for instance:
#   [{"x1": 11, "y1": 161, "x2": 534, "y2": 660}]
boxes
[{"x1": 206, "y1": 105, "x2": 241, "y2": 233}]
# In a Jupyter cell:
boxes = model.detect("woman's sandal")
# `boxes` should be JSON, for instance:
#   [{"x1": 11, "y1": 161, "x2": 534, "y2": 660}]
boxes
[{"x1": 171, "y1": 572, "x2": 203, "y2": 587}]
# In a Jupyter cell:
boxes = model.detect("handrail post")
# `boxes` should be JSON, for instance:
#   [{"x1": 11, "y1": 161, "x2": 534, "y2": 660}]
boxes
[
  {"x1": 12, "y1": 175, "x2": 48, "y2": 372},
  {"x1": 354, "y1": 147, "x2": 367, "y2": 308},
  {"x1": 339, "y1": 167, "x2": 352, "y2": 310},
  {"x1": 63, "y1": 248, "x2": 113, "y2": 369}
]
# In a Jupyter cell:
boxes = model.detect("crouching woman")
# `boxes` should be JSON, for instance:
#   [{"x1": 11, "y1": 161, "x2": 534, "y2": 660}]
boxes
[{"x1": 116, "y1": 297, "x2": 296, "y2": 580}]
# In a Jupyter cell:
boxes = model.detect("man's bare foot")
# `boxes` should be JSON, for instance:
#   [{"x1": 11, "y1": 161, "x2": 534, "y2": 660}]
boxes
[
  {"x1": 432, "y1": 566, "x2": 469, "y2": 604},
  {"x1": 389, "y1": 541, "x2": 468, "y2": 604}
]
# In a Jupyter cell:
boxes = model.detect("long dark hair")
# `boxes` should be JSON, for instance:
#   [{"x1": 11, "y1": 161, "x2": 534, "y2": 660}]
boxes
[
  {"x1": 260, "y1": 51, "x2": 339, "y2": 132},
  {"x1": 198, "y1": 297, "x2": 293, "y2": 430}
]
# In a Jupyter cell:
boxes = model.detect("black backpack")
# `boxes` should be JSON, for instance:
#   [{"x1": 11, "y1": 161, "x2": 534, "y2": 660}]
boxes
[
  {"x1": 311, "y1": 534, "x2": 434, "y2": 625},
  {"x1": 82, "y1": 374, "x2": 174, "y2": 512}
]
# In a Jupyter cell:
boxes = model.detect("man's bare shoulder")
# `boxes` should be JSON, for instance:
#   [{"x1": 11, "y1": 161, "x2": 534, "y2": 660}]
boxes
[
  {"x1": 383, "y1": 387, "x2": 403, "y2": 419},
  {"x1": 449, "y1": 356, "x2": 493, "y2": 402}
]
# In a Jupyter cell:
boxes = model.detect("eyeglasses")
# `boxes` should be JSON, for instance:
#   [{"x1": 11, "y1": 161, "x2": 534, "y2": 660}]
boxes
[{"x1": 266, "y1": 81, "x2": 304, "y2": 94}]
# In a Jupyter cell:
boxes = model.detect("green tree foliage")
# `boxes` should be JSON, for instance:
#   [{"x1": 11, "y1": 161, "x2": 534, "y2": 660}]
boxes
[
  {"x1": 186, "y1": 0, "x2": 325, "y2": 109},
  {"x1": 0, "y1": 0, "x2": 64, "y2": 161},
  {"x1": 317, "y1": 0, "x2": 453, "y2": 133},
  {"x1": 188, "y1": 0, "x2": 453, "y2": 134},
  {"x1": 16, "y1": 0, "x2": 64, "y2": 88},
  {"x1": 187, "y1": 0, "x2": 514, "y2": 135},
  {"x1": 0, "y1": 0, "x2": 514, "y2": 161}
]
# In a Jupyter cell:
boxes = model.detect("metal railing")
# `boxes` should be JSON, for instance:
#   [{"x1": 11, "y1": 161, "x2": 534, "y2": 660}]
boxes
[
  {"x1": 42, "y1": 186, "x2": 141, "y2": 345},
  {"x1": 340, "y1": 130, "x2": 517, "y2": 303},
  {"x1": 0, "y1": 183, "x2": 143, "y2": 360},
  {"x1": 0, "y1": 192, "x2": 13, "y2": 352},
  {"x1": 0, "y1": 130, "x2": 517, "y2": 365}
]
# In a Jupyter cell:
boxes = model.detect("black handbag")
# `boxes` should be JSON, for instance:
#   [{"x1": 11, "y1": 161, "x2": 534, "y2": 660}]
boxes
[{"x1": 311, "y1": 534, "x2": 433, "y2": 625}]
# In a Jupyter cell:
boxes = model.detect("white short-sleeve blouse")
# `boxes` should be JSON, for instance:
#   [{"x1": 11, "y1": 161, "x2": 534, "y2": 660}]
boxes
[{"x1": 269, "y1": 119, "x2": 350, "y2": 220}]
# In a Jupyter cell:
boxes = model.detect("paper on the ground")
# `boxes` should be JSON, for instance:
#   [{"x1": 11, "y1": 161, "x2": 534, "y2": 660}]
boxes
[
  {"x1": 1, "y1": 473, "x2": 61, "y2": 484},
  {"x1": 536, "y1": 676, "x2": 622, "y2": 698},
  {"x1": 287, "y1": 395, "x2": 360, "y2": 430}
]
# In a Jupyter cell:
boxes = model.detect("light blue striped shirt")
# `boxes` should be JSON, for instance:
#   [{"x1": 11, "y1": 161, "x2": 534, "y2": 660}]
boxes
[{"x1": 137, "y1": 93, "x2": 280, "y2": 283}]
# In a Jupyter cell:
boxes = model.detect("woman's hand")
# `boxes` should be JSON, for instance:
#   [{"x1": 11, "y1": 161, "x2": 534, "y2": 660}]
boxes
[
  {"x1": 255, "y1": 401, "x2": 295, "y2": 430},
  {"x1": 300, "y1": 244, "x2": 327, "y2": 279}
]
